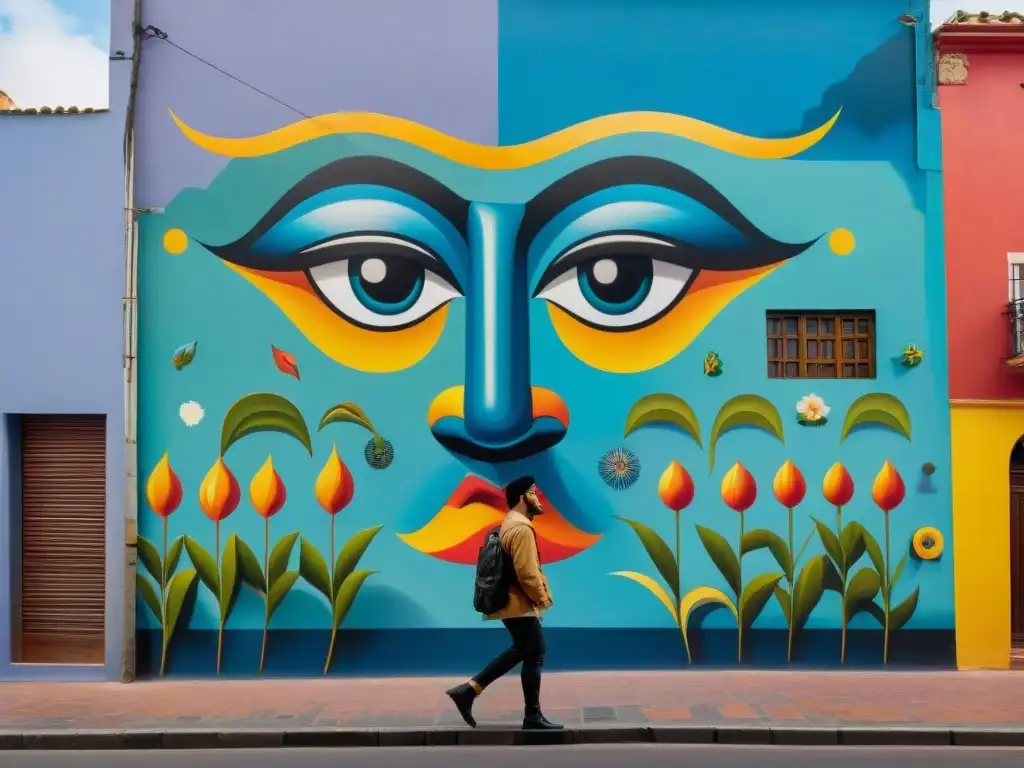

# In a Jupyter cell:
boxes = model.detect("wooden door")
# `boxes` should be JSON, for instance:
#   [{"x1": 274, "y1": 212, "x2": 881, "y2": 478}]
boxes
[
  {"x1": 1011, "y1": 469, "x2": 1024, "y2": 646},
  {"x1": 17, "y1": 415, "x2": 106, "y2": 664}
]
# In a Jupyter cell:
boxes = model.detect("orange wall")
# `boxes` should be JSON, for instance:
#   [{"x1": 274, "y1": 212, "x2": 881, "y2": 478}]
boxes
[{"x1": 941, "y1": 48, "x2": 1024, "y2": 400}]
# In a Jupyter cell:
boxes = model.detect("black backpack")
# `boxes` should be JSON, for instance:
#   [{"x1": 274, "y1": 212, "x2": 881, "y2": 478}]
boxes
[{"x1": 473, "y1": 526, "x2": 514, "y2": 614}]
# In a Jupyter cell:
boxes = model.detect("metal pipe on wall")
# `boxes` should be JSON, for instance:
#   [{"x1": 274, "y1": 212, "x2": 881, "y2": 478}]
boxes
[{"x1": 120, "y1": 0, "x2": 143, "y2": 684}]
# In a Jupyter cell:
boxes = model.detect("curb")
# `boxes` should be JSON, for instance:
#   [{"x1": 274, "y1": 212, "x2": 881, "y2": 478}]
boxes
[{"x1": 1, "y1": 725, "x2": 1024, "y2": 750}]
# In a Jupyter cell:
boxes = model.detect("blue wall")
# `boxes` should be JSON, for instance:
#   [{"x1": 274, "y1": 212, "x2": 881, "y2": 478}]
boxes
[
  {"x1": 0, "y1": 0, "x2": 132, "y2": 681},
  {"x1": 134, "y1": 0, "x2": 950, "y2": 677}
]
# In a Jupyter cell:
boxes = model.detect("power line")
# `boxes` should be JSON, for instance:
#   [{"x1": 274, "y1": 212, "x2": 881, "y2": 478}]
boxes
[{"x1": 140, "y1": 25, "x2": 313, "y2": 120}]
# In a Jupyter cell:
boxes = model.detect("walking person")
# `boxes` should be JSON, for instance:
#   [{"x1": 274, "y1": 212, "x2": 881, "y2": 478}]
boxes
[{"x1": 445, "y1": 476, "x2": 563, "y2": 730}]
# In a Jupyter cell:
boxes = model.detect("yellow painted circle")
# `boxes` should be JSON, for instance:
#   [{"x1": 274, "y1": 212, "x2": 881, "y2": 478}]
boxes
[
  {"x1": 828, "y1": 228, "x2": 855, "y2": 256},
  {"x1": 163, "y1": 228, "x2": 189, "y2": 255},
  {"x1": 912, "y1": 526, "x2": 944, "y2": 561}
]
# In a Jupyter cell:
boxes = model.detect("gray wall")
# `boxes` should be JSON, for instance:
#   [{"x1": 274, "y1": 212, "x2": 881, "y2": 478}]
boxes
[{"x1": 0, "y1": 0, "x2": 132, "y2": 681}]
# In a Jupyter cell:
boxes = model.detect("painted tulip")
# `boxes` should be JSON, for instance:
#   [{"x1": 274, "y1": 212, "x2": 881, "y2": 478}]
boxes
[
  {"x1": 198, "y1": 457, "x2": 241, "y2": 522},
  {"x1": 315, "y1": 444, "x2": 355, "y2": 515},
  {"x1": 772, "y1": 460, "x2": 806, "y2": 508},
  {"x1": 145, "y1": 452, "x2": 183, "y2": 518},
  {"x1": 250, "y1": 456, "x2": 287, "y2": 519},
  {"x1": 721, "y1": 462, "x2": 757, "y2": 513},
  {"x1": 658, "y1": 460, "x2": 694, "y2": 512},
  {"x1": 871, "y1": 460, "x2": 905, "y2": 512},
  {"x1": 821, "y1": 462, "x2": 854, "y2": 507}
]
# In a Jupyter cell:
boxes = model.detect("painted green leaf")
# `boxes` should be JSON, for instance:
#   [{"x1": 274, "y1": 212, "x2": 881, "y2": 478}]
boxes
[
  {"x1": 164, "y1": 535, "x2": 185, "y2": 584},
  {"x1": 334, "y1": 525, "x2": 383, "y2": 597},
  {"x1": 839, "y1": 523, "x2": 867, "y2": 572},
  {"x1": 773, "y1": 584, "x2": 792, "y2": 625},
  {"x1": 319, "y1": 402, "x2": 377, "y2": 435},
  {"x1": 812, "y1": 519, "x2": 844, "y2": 573},
  {"x1": 268, "y1": 531, "x2": 300, "y2": 588},
  {"x1": 268, "y1": 570, "x2": 300, "y2": 616},
  {"x1": 219, "y1": 534, "x2": 241, "y2": 625},
  {"x1": 792, "y1": 555, "x2": 828, "y2": 631},
  {"x1": 162, "y1": 568, "x2": 198, "y2": 649},
  {"x1": 860, "y1": 528, "x2": 885, "y2": 585},
  {"x1": 616, "y1": 517, "x2": 679, "y2": 600},
  {"x1": 864, "y1": 601, "x2": 886, "y2": 626},
  {"x1": 622, "y1": 393, "x2": 702, "y2": 448},
  {"x1": 136, "y1": 574, "x2": 161, "y2": 620},
  {"x1": 679, "y1": 585, "x2": 737, "y2": 662},
  {"x1": 172, "y1": 341, "x2": 198, "y2": 370},
  {"x1": 843, "y1": 567, "x2": 881, "y2": 623},
  {"x1": 136, "y1": 536, "x2": 161, "y2": 581},
  {"x1": 889, "y1": 587, "x2": 919, "y2": 631},
  {"x1": 610, "y1": 571, "x2": 679, "y2": 624},
  {"x1": 299, "y1": 538, "x2": 332, "y2": 601},
  {"x1": 695, "y1": 525, "x2": 741, "y2": 596},
  {"x1": 333, "y1": 569, "x2": 376, "y2": 628},
  {"x1": 822, "y1": 558, "x2": 843, "y2": 593},
  {"x1": 739, "y1": 573, "x2": 784, "y2": 630},
  {"x1": 708, "y1": 394, "x2": 784, "y2": 473},
  {"x1": 184, "y1": 536, "x2": 219, "y2": 596},
  {"x1": 741, "y1": 528, "x2": 791, "y2": 577},
  {"x1": 891, "y1": 553, "x2": 908, "y2": 590},
  {"x1": 839, "y1": 392, "x2": 912, "y2": 443},
  {"x1": 235, "y1": 536, "x2": 266, "y2": 594},
  {"x1": 221, "y1": 392, "x2": 313, "y2": 457}
]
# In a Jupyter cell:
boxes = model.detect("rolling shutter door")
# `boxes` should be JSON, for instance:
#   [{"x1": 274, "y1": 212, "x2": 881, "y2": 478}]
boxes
[{"x1": 18, "y1": 415, "x2": 106, "y2": 664}]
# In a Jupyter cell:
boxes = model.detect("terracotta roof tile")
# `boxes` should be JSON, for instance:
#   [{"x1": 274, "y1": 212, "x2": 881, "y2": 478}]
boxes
[
  {"x1": 0, "y1": 106, "x2": 108, "y2": 116},
  {"x1": 943, "y1": 10, "x2": 1024, "y2": 25}
]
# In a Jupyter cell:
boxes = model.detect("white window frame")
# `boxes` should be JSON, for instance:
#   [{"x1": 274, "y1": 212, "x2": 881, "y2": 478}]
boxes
[{"x1": 1008, "y1": 253, "x2": 1024, "y2": 301}]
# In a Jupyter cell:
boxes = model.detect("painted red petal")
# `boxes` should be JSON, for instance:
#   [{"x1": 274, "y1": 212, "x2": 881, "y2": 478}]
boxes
[{"x1": 271, "y1": 344, "x2": 300, "y2": 380}]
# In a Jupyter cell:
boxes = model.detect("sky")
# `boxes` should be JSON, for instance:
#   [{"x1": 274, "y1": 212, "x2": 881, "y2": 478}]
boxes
[
  {"x1": 0, "y1": 0, "x2": 109, "y2": 109},
  {"x1": 0, "y1": 2, "x2": 1013, "y2": 111}
]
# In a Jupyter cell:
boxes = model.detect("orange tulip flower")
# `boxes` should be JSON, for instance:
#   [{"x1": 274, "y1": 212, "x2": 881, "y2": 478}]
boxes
[
  {"x1": 250, "y1": 456, "x2": 287, "y2": 519},
  {"x1": 822, "y1": 462, "x2": 854, "y2": 507},
  {"x1": 199, "y1": 457, "x2": 241, "y2": 522},
  {"x1": 772, "y1": 460, "x2": 806, "y2": 508},
  {"x1": 315, "y1": 444, "x2": 355, "y2": 515},
  {"x1": 721, "y1": 462, "x2": 757, "y2": 513},
  {"x1": 658, "y1": 460, "x2": 694, "y2": 512},
  {"x1": 145, "y1": 452, "x2": 182, "y2": 518},
  {"x1": 871, "y1": 460, "x2": 905, "y2": 512}
]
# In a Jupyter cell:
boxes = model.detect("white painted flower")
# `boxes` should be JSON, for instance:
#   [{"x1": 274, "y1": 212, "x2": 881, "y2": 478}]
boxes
[
  {"x1": 796, "y1": 393, "x2": 830, "y2": 422},
  {"x1": 179, "y1": 400, "x2": 204, "y2": 427}
]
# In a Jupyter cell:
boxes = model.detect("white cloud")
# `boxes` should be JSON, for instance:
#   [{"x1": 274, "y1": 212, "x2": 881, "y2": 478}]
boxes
[{"x1": 0, "y1": 0, "x2": 107, "y2": 109}]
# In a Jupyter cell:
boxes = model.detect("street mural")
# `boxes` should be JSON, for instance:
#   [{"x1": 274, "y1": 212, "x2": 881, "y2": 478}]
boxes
[{"x1": 135, "y1": 11, "x2": 950, "y2": 675}]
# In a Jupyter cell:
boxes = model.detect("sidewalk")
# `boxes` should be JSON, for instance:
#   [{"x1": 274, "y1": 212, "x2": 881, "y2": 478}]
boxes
[{"x1": 2, "y1": 670, "x2": 1024, "y2": 750}]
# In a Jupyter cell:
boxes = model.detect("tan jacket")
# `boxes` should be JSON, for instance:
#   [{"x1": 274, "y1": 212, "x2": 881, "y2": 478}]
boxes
[{"x1": 485, "y1": 510, "x2": 553, "y2": 621}]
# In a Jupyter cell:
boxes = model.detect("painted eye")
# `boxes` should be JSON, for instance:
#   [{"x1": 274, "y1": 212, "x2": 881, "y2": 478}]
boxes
[
  {"x1": 534, "y1": 234, "x2": 695, "y2": 330},
  {"x1": 304, "y1": 235, "x2": 461, "y2": 330}
]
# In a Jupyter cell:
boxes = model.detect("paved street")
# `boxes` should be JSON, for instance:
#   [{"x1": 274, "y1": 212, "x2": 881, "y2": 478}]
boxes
[
  {"x1": 2, "y1": 671, "x2": 1024, "y2": 731},
  {"x1": 3, "y1": 746, "x2": 1024, "y2": 767}
]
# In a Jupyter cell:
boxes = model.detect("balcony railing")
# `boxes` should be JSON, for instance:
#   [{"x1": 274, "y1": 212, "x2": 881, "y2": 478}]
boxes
[{"x1": 1008, "y1": 298, "x2": 1024, "y2": 363}]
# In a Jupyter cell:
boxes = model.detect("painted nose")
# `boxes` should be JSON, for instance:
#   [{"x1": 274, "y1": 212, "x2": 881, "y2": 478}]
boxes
[{"x1": 428, "y1": 386, "x2": 570, "y2": 463}]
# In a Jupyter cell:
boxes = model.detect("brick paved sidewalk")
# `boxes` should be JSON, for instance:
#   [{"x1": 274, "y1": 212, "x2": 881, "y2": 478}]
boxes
[{"x1": 2, "y1": 670, "x2": 1023, "y2": 733}]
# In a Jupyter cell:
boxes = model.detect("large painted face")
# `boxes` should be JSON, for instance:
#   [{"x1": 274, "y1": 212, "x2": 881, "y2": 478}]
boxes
[{"x1": 161, "y1": 109, "x2": 840, "y2": 567}]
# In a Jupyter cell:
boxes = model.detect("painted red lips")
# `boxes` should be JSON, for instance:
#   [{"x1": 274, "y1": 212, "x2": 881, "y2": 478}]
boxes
[{"x1": 397, "y1": 476, "x2": 602, "y2": 564}]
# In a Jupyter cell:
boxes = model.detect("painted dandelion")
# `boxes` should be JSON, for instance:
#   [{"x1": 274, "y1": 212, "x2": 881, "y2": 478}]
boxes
[{"x1": 598, "y1": 447, "x2": 641, "y2": 490}]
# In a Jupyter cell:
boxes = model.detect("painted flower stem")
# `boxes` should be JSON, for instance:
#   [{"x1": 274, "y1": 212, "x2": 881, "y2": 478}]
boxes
[
  {"x1": 786, "y1": 507, "x2": 794, "y2": 663},
  {"x1": 836, "y1": 505, "x2": 849, "y2": 664},
  {"x1": 883, "y1": 511, "x2": 891, "y2": 664},
  {"x1": 737, "y1": 513, "x2": 744, "y2": 664},
  {"x1": 260, "y1": 517, "x2": 270, "y2": 673},
  {"x1": 215, "y1": 521, "x2": 223, "y2": 675},
  {"x1": 159, "y1": 517, "x2": 169, "y2": 676},
  {"x1": 674, "y1": 510, "x2": 685, "y2": 662}
]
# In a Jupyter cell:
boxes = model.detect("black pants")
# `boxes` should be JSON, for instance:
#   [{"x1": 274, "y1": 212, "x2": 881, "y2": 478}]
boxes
[{"x1": 472, "y1": 617, "x2": 546, "y2": 714}]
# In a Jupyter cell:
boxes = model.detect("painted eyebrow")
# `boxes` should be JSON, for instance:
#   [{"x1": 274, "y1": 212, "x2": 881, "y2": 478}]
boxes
[
  {"x1": 516, "y1": 155, "x2": 791, "y2": 259},
  {"x1": 204, "y1": 156, "x2": 471, "y2": 258}
]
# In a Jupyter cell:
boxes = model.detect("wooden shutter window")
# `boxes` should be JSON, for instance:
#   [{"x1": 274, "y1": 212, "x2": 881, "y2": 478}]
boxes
[{"x1": 18, "y1": 415, "x2": 106, "y2": 664}]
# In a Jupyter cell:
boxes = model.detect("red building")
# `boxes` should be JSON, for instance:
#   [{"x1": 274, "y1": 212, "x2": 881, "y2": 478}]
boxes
[{"x1": 937, "y1": 10, "x2": 1024, "y2": 669}]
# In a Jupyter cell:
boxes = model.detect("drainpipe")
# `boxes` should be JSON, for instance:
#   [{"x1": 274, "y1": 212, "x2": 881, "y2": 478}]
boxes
[{"x1": 120, "y1": 0, "x2": 143, "y2": 683}]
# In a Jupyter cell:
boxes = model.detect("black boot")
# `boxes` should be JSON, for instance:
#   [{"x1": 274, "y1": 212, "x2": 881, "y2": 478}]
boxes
[
  {"x1": 522, "y1": 711, "x2": 563, "y2": 730},
  {"x1": 445, "y1": 683, "x2": 478, "y2": 728}
]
